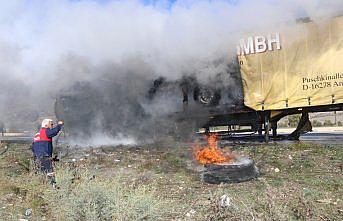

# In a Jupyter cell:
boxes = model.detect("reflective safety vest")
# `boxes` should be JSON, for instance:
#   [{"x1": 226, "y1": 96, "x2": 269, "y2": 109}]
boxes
[{"x1": 33, "y1": 128, "x2": 52, "y2": 142}]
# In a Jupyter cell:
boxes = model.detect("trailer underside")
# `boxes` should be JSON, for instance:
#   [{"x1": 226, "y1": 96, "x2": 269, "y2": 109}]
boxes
[{"x1": 183, "y1": 103, "x2": 343, "y2": 142}]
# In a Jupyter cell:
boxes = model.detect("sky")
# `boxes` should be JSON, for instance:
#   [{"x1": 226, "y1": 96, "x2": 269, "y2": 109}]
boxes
[
  {"x1": 71, "y1": 0, "x2": 178, "y2": 8},
  {"x1": 72, "y1": 0, "x2": 238, "y2": 9}
]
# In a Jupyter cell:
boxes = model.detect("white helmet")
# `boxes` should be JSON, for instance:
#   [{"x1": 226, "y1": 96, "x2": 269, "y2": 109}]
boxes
[{"x1": 41, "y1": 119, "x2": 53, "y2": 128}]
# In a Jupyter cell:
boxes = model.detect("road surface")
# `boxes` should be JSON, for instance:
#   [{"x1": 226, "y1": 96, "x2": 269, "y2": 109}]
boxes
[{"x1": 1, "y1": 127, "x2": 343, "y2": 145}]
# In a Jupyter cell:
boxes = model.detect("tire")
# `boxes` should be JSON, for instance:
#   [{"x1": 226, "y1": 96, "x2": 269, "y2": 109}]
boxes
[
  {"x1": 193, "y1": 86, "x2": 221, "y2": 106},
  {"x1": 201, "y1": 157, "x2": 259, "y2": 184}
]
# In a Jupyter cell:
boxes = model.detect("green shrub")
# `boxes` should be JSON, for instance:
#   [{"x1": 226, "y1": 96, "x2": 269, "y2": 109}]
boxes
[
  {"x1": 312, "y1": 120, "x2": 322, "y2": 127},
  {"x1": 288, "y1": 115, "x2": 301, "y2": 127},
  {"x1": 277, "y1": 122, "x2": 288, "y2": 128},
  {"x1": 43, "y1": 166, "x2": 166, "y2": 221},
  {"x1": 323, "y1": 119, "x2": 334, "y2": 127}
]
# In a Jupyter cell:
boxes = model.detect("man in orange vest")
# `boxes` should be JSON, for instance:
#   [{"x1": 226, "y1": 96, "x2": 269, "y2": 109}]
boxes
[{"x1": 32, "y1": 119, "x2": 63, "y2": 175}]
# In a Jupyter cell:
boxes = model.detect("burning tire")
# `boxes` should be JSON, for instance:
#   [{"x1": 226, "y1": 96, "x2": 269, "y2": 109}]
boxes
[{"x1": 201, "y1": 157, "x2": 259, "y2": 184}]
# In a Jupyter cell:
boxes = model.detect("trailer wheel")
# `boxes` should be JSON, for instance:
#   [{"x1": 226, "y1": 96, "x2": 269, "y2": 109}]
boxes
[
  {"x1": 193, "y1": 86, "x2": 221, "y2": 106},
  {"x1": 201, "y1": 157, "x2": 259, "y2": 184}
]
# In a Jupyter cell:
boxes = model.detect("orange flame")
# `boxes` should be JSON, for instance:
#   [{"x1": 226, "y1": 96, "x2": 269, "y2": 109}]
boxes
[{"x1": 194, "y1": 134, "x2": 235, "y2": 165}]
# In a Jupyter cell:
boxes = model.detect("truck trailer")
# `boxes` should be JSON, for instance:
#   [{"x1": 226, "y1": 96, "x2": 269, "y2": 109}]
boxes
[
  {"x1": 55, "y1": 15, "x2": 343, "y2": 141},
  {"x1": 235, "y1": 14, "x2": 343, "y2": 140},
  {"x1": 169, "y1": 14, "x2": 343, "y2": 141}
]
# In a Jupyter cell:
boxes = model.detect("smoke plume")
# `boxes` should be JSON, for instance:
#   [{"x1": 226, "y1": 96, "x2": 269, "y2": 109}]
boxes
[{"x1": 0, "y1": 0, "x2": 342, "y2": 144}]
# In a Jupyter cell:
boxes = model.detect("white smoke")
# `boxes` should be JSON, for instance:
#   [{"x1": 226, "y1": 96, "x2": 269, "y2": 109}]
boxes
[
  {"x1": 0, "y1": 0, "x2": 342, "y2": 137},
  {"x1": 2, "y1": 0, "x2": 342, "y2": 81}
]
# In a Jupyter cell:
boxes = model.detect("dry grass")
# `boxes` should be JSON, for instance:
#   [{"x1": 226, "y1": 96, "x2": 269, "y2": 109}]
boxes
[
  {"x1": 0, "y1": 141, "x2": 342, "y2": 220},
  {"x1": 0, "y1": 144, "x2": 172, "y2": 221},
  {"x1": 44, "y1": 166, "x2": 167, "y2": 221}
]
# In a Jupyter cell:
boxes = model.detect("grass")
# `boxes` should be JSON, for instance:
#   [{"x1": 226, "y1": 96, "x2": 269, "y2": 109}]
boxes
[
  {"x1": 0, "y1": 141, "x2": 342, "y2": 220},
  {"x1": 43, "y1": 167, "x2": 166, "y2": 221},
  {"x1": 0, "y1": 144, "x2": 172, "y2": 221}
]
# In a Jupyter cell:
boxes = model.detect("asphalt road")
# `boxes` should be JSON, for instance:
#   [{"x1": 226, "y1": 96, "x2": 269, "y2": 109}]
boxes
[
  {"x1": 280, "y1": 127, "x2": 343, "y2": 144},
  {"x1": 300, "y1": 132, "x2": 343, "y2": 144},
  {"x1": 0, "y1": 136, "x2": 32, "y2": 144},
  {"x1": 2, "y1": 127, "x2": 343, "y2": 145}
]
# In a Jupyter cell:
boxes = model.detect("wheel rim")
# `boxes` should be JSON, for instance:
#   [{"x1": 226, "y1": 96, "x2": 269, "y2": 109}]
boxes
[{"x1": 199, "y1": 88, "x2": 214, "y2": 105}]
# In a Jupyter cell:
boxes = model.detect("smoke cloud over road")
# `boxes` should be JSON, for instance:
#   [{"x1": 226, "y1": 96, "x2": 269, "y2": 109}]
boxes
[{"x1": 0, "y1": 0, "x2": 342, "y2": 144}]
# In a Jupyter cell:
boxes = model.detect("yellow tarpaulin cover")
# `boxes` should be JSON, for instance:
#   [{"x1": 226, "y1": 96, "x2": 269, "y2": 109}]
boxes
[{"x1": 238, "y1": 16, "x2": 343, "y2": 111}]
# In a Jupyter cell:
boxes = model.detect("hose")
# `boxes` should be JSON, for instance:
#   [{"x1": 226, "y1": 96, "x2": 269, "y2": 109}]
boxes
[{"x1": 0, "y1": 145, "x2": 9, "y2": 155}]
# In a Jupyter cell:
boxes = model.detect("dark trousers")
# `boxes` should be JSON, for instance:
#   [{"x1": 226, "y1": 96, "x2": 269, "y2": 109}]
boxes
[{"x1": 36, "y1": 157, "x2": 53, "y2": 173}]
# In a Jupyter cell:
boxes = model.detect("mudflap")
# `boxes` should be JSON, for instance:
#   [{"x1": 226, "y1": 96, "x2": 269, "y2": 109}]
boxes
[{"x1": 288, "y1": 112, "x2": 312, "y2": 140}]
